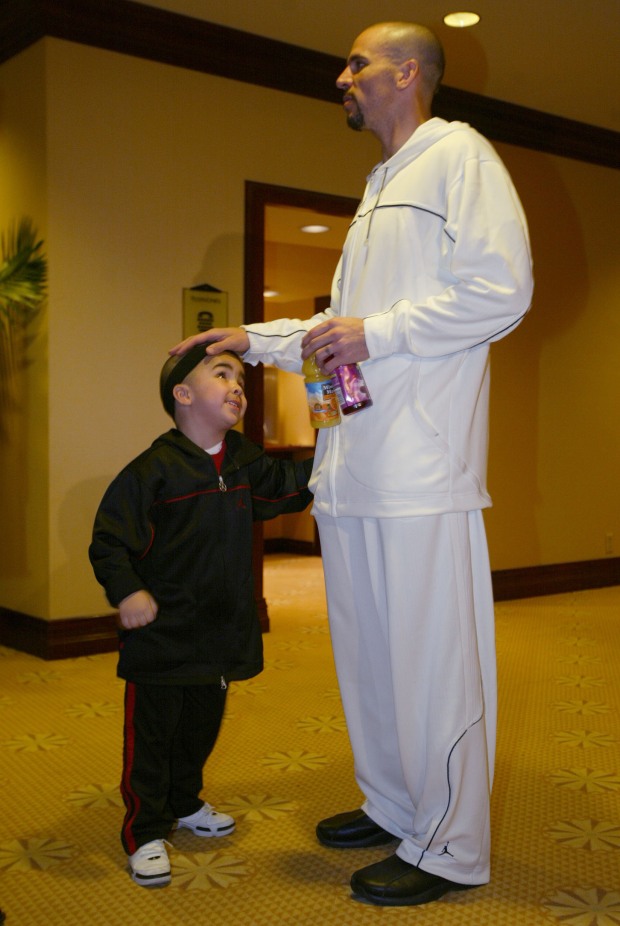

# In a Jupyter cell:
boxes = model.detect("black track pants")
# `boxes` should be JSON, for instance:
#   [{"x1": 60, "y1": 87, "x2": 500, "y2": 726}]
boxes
[{"x1": 120, "y1": 681, "x2": 227, "y2": 855}]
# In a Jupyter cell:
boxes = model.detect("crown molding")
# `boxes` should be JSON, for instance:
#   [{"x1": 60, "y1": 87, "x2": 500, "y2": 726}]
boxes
[{"x1": 1, "y1": 0, "x2": 618, "y2": 169}]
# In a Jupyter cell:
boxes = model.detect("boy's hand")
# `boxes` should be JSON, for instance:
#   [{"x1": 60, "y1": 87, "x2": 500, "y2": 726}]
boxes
[
  {"x1": 118, "y1": 590, "x2": 159, "y2": 629},
  {"x1": 169, "y1": 327, "x2": 250, "y2": 357}
]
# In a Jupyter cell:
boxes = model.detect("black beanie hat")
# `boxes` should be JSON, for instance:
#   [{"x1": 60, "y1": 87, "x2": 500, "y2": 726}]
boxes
[{"x1": 159, "y1": 344, "x2": 209, "y2": 418}]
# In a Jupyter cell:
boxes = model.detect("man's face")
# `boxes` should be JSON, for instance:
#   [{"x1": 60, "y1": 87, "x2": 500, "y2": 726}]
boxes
[{"x1": 336, "y1": 27, "x2": 400, "y2": 133}]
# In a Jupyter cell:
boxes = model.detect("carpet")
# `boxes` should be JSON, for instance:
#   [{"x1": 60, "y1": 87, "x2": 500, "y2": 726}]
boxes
[{"x1": 1, "y1": 555, "x2": 618, "y2": 924}]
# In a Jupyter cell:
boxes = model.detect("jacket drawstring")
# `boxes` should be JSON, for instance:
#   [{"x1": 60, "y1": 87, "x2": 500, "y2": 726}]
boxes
[{"x1": 364, "y1": 165, "x2": 389, "y2": 250}]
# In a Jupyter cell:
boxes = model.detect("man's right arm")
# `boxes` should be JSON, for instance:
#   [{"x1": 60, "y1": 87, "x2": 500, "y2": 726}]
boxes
[
  {"x1": 169, "y1": 327, "x2": 250, "y2": 358},
  {"x1": 170, "y1": 255, "x2": 343, "y2": 367},
  {"x1": 170, "y1": 315, "x2": 333, "y2": 374}
]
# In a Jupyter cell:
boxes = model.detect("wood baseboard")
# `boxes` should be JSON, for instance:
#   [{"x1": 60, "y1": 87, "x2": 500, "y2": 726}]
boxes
[
  {"x1": 263, "y1": 539, "x2": 315, "y2": 556},
  {"x1": 2, "y1": 556, "x2": 618, "y2": 660},
  {"x1": 0, "y1": 598, "x2": 271, "y2": 660},
  {"x1": 0, "y1": 607, "x2": 119, "y2": 661},
  {"x1": 491, "y1": 556, "x2": 620, "y2": 601}
]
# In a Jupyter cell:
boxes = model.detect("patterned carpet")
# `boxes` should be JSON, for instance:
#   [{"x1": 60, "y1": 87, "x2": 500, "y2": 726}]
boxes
[{"x1": 0, "y1": 555, "x2": 619, "y2": 925}]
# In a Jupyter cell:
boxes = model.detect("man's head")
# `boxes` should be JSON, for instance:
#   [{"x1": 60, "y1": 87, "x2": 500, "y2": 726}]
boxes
[
  {"x1": 336, "y1": 23, "x2": 444, "y2": 136},
  {"x1": 160, "y1": 346, "x2": 246, "y2": 430}
]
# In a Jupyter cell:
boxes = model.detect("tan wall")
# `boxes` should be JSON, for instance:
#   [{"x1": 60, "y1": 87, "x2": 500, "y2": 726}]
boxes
[
  {"x1": 0, "y1": 43, "x2": 50, "y2": 616},
  {"x1": 486, "y1": 145, "x2": 620, "y2": 569},
  {"x1": 0, "y1": 36, "x2": 618, "y2": 620}
]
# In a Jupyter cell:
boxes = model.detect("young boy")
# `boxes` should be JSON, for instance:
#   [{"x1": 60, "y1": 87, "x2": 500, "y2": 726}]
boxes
[{"x1": 89, "y1": 345, "x2": 313, "y2": 887}]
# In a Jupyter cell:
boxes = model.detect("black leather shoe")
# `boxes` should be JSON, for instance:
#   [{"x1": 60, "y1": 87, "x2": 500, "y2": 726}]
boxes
[
  {"x1": 350, "y1": 854, "x2": 480, "y2": 906},
  {"x1": 316, "y1": 809, "x2": 396, "y2": 848}
]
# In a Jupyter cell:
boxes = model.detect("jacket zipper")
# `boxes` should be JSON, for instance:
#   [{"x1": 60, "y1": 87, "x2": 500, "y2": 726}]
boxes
[
  {"x1": 325, "y1": 176, "x2": 379, "y2": 517},
  {"x1": 364, "y1": 166, "x2": 388, "y2": 247}
]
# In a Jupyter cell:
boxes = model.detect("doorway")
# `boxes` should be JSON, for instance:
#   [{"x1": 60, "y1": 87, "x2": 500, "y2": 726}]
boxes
[{"x1": 244, "y1": 181, "x2": 358, "y2": 629}]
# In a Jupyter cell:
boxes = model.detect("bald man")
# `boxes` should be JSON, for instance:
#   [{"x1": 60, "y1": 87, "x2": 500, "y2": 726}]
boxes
[{"x1": 171, "y1": 22, "x2": 533, "y2": 906}]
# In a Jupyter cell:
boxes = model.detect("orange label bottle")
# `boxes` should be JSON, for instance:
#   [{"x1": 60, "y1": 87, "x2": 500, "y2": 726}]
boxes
[{"x1": 302, "y1": 354, "x2": 341, "y2": 428}]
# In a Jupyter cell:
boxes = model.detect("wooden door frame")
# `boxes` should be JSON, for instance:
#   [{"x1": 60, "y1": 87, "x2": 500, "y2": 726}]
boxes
[{"x1": 244, "y1": 181, "x2": 358, "y2": 630}]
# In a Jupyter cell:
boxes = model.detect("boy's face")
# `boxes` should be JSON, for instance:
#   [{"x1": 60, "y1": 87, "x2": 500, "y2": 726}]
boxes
[{"x1": 175, "y1": 353, "x2": 247, "y2": 430}]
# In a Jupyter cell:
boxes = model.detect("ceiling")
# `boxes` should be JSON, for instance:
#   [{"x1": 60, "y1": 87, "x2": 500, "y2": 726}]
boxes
[
  {"x1": 266, "y1": 206, "x2": 352, "y2": 253},
  {"x1": 129, "y1": 0, "x2": 620, "y2": 134},
  {"x1": 124, "y1": 0, "x2": 619, "y2": 306},
  {"x1": 265, "y1": 205, "x2": 352, "y2": 306}
]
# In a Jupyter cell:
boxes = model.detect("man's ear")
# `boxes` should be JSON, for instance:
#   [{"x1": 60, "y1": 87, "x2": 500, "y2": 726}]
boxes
[
  {"x1": 397, "y1": 58, "x2": 419, "y2": 89},
  {"x1": 172, "y1": 383, "x2": 192, "y2": 407}
]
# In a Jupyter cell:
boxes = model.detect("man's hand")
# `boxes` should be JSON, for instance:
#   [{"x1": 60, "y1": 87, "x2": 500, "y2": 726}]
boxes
[
  {"x1": 118, "y1": 590, "x2": 159, "y2": 629},
  {"x1": 169, "y1": 327, "x2": 250, "y2": 357},
  {"x1": 301, "y1": 318, "x2": 369, "y2": 373}
]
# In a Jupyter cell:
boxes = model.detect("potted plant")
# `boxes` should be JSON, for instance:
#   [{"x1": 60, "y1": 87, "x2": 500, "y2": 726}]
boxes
[{"x1": 0, "y1": 217, "x2": 47, "y2": 422}]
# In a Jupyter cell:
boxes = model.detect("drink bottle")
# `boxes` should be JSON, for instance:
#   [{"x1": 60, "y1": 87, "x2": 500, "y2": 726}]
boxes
[
  {"x1": 302, "y1": 354, "x2": 341, "y2": 428},
  {"x1": 331, "y1": 363, "x2": 373, "y2": 415}
]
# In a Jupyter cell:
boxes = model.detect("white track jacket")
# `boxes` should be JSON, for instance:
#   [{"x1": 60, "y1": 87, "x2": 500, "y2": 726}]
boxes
[{"x1": 244, "y1": 117, "x2": 534, "y2": 518}]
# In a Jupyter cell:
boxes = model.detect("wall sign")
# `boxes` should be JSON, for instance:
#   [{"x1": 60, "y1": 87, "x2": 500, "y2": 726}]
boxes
[{"x1": 182, "y1": 284, "x2": 228, "y2": 338}]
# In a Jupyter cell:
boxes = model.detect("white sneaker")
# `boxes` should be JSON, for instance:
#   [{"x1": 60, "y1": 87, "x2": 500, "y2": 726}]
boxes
[
  {"x1": 177, "y1": 802, "x2": 235, "y2": 837},
  {"x1": 128, "y1": 839, "x2": 171, "y2": 887}
]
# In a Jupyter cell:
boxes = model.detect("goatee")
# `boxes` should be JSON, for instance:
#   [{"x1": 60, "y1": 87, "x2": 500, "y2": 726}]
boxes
[{"x1": 346, "y1": 111, "x2": 365, "y2": 132}]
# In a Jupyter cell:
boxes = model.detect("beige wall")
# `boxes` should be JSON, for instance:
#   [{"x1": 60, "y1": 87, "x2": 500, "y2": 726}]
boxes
[
  {"x1": 486, "y1": 145, "x2": 620, "y2": 569},
  {"x1": 0, "y1": 43, "x2": 50, "y2": 616},
  {"x1": 0, "y1": 36, "x2": 618, "y2": 620}
]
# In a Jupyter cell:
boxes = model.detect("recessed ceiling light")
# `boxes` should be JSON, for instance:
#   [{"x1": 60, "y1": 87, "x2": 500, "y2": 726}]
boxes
[
  {"x1": 263, "y1": 288, "x2": 279, "y2": 298},
  {"x1": 300, "y1": 224, "x2": 330, "y2": 234},
  {"x1": 443, "y1": 11, "x2": 480, "y2": 27}
]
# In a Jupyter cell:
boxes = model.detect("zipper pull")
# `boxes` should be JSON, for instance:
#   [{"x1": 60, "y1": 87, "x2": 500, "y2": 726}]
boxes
[
  {"x1": 220, "y1": 675, "x2": 228, "y2": 690},
  {"x1": 218, "y1": 475, "x2": 227, "y2": 492}
]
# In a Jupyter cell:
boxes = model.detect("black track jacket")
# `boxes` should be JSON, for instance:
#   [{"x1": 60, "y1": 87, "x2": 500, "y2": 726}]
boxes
[{"x1": 89, "y1": 429, "x2": 313, "y2": 685}]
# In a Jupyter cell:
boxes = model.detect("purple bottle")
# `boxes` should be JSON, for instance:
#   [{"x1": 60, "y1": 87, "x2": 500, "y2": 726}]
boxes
[{"x1": 331, "y1": 363, "x2": 373, "y2": 416}]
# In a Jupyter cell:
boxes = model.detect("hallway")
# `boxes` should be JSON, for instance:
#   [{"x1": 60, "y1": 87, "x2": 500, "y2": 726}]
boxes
[{"x1": 1, "y1": 555, "x2": 618, "y2": 924}]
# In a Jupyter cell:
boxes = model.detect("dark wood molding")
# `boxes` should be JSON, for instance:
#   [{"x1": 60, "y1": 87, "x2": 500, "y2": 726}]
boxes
[
  {"x1": 492, "y1": 556, "x2": 620, "y2": 602},
  {"x1": 1, "y1": 0, "x2": 617, "y2": 169},
  {"x1": 2, "y1": 556, "x2": 619, "y2": 659},
  {"x1": 432, "y1": 85, "x2": 619, "y2": 169},
  {"x1": 0, "y1": 600, "x2": 269, "y2": 659},
  {"x1": 264, "y1": 539, "x2": 315, "y2": 556},
  {"x1": 0, "y1": 606, "x2": 119, "y2": 660},
  {"x1": 243, "y1": 181, "x2": 359, "y2": 622},
  {"x1": 243, "y1": 180, "x2": 359, "y2": 450}
]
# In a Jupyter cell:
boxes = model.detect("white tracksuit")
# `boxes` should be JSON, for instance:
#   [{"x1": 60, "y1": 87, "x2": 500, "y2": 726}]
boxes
[{"x1": 244, "y1": 117, "x2": 533, "y2": 883}]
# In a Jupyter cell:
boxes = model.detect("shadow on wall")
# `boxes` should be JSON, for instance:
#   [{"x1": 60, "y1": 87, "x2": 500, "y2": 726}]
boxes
[
  {"x1": 486, "y1": 145, "x2": 588, "y2": 570},
  {"x1": 54, "y1": 475, "x2": 120, "y2": 619},
  {"x1": 0, "y1": 316, "x2": 47, "y2": 579},
  {"x1": 190, "y1": 232, "x2": 244, "y2": 314},
  {"x1": 437, "y1": 23, "x2": 489, "y2": 98}
]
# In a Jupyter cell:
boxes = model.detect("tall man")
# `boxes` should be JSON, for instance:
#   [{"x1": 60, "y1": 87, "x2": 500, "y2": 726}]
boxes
[{"x1": 171, "y1": 22, "x2": 533, "y2": 906}]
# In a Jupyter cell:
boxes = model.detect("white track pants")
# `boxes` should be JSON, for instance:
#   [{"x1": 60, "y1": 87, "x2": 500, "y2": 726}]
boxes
[{"x1": 315, "y1": 510, "x2": 495, "y2": 884}]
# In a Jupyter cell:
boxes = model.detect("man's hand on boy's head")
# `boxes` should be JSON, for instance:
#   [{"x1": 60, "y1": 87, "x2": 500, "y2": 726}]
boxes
[
  {"x1": 118, "y1": 590, "x2": 159, "y2": 630},
  {"x1": 169, "y1": 327, "x2": 250, "y2": 358}
]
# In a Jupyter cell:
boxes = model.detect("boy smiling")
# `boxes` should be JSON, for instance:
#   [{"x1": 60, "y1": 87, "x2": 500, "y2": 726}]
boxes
[{"x1": 90, "y1": 345, "x2": 313, "y2": 887}]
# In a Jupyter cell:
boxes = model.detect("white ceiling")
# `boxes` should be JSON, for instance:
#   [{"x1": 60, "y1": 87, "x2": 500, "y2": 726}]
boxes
[{"x1": 129, "y1": 0, "x2": 620, "y2": 133}]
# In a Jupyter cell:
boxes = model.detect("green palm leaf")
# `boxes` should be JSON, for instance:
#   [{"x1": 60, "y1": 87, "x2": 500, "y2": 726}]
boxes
[{"x1": 0, "y1": 217, "x2": 47, "y2": 328}]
